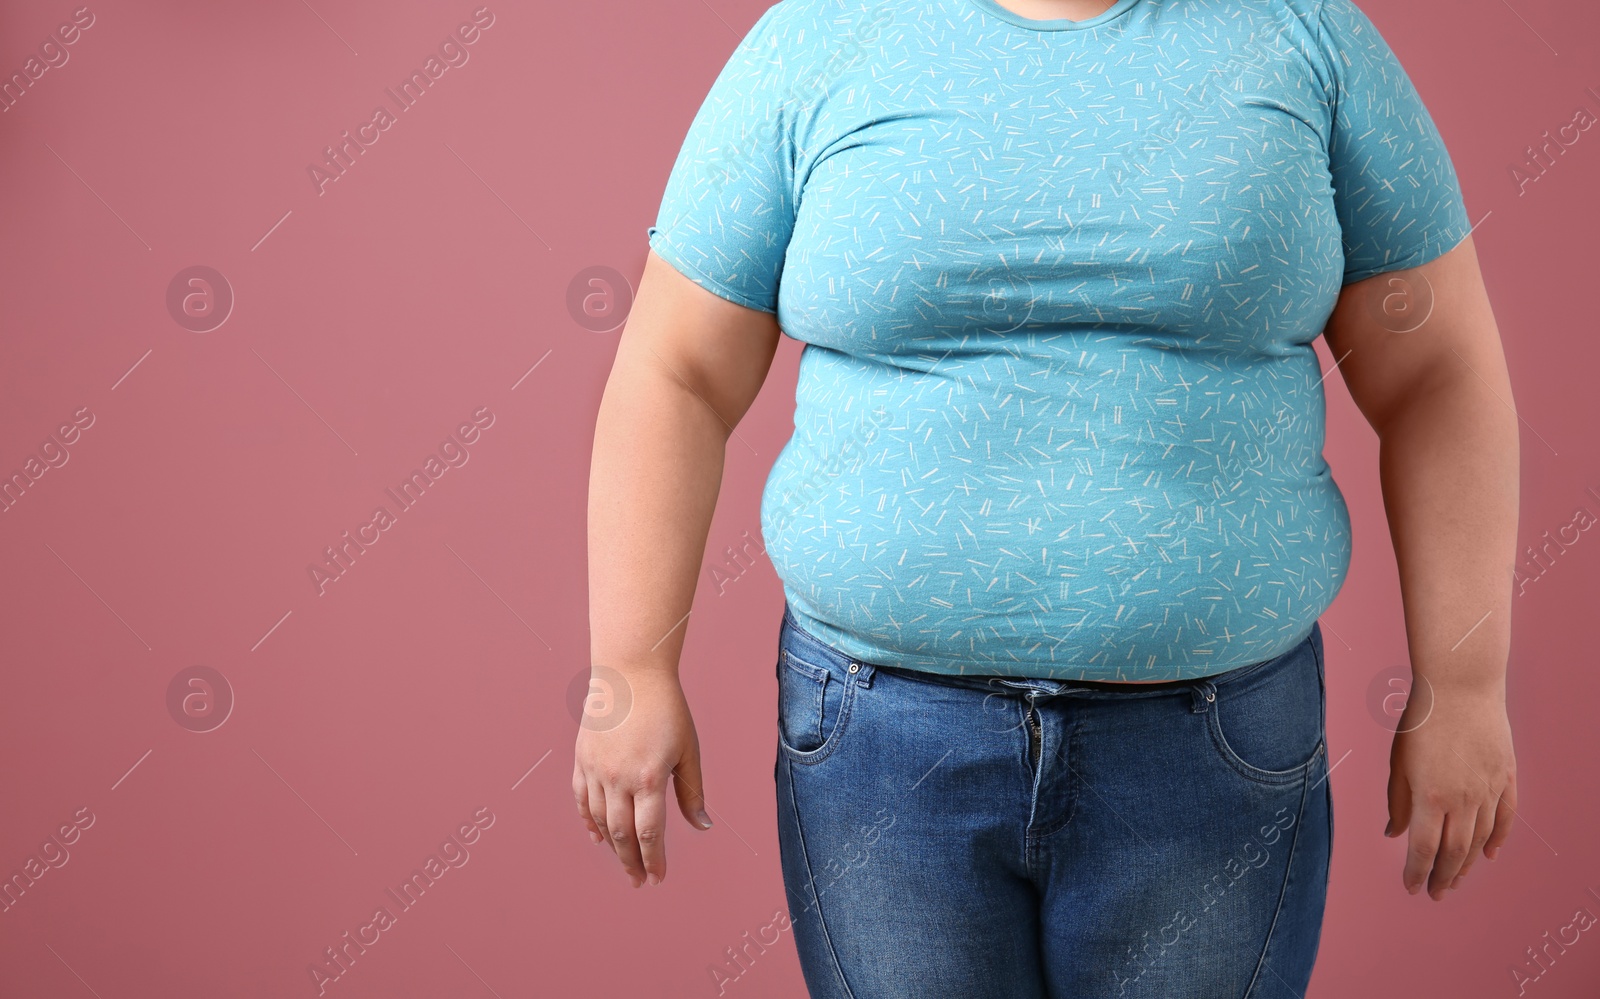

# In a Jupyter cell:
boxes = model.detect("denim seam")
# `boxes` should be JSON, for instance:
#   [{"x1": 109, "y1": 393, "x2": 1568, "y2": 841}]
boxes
[
  {"x1": 1242, "y1": 767, "x2": 1314, "y2": 999},
  {"x1": 1312, "y1": 625, "x2": 1334, "y2": 892},
  {"x1": 1022, "y1": 696, "x2": 1057, "y2": 877},
  {"x1": 780, "y1": 753, "x2": 858, "y2": 999},
  {"x1": 1315, "y1": 754, "x2": 1333, "y2": 973},
  {"x1": 1029, "y1": 714, "x2": 1083, "y2": 843}
]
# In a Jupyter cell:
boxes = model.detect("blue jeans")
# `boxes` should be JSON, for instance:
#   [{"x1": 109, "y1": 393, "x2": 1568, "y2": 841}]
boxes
[{"x1": 774, "y1": 609, "x2": 1332, "y2": 999}]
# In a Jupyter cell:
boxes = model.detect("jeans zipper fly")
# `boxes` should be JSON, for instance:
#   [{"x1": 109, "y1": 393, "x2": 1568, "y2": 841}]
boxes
[{"x1": 1026, "y1": 704, "x2": 1042, "y2": 766}]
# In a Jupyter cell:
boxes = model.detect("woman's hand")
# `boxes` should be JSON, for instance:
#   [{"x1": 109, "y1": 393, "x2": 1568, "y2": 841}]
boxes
[
  {"x1": 1386, "y1": 685, "x2": 1516, "y2": 900},
  {"x1": 572, "y1": 670, "x2": 713, "y2": 888}
]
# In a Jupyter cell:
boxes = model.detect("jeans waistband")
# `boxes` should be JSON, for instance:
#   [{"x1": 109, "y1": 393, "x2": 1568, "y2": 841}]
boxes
[{"x1": 872, "y1": 661, "x2": 1208, "y2": 700}]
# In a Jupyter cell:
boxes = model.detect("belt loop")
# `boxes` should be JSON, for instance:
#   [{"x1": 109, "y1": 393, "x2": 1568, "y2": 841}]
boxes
[
  {"x1": 848, "y1": 660, "x2": 876, "y2": 688},
  {"x1": 1189, "y1": 679, "x2": 1217, "y2": 713}
]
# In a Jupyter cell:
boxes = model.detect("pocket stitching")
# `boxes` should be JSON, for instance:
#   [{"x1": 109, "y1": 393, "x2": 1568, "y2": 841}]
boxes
[
  {"x1": 1206, "y1": 706, "x2": 1322, "y2": 784},
  {"x1": 777, "y1": 667, "x2": 858, "y2": 765},
  {"x1": 782, "y1": 650, "x2": 830, "y2": 684},
  {"x1": 777, "y1": 651, "x2": 829, "y2": 755},
  {"x1": 1204, "y1": 650, "x2": 1324, "y2": 784}
]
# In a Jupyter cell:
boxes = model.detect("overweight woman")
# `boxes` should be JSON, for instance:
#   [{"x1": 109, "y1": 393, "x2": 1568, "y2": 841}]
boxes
[{"x1": 576, "y1": 0, "x2": 1519, "y2": 994}]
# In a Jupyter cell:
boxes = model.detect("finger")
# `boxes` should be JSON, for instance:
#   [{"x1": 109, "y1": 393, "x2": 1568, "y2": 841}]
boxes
[
  {"x1": 673, "y1": 744, "x2": 713, "y2": 831},
  {"x1": 588, "y1": 778, "x2": 614, "y2": 855},
  {"x1": 1402, "y1": 801, "x2": 1443, "y2": 896},
  {"x1": 573, "y1": 769, "x2": 603, "y2": 844},
  {"x1": 606, "y1": 793, "x2": 646, "y2": 887},
  {"x1": 1427, "y1": 807, "x2": 1474, "y2": 900},
  {"x1": 1450, "y1": 800, "x2": 1496, "y2": 889},
  {"x1": 634, "y1": 781, "x2": 668, "y2": 886},
  {"x1": 1485, "y1": 775, "x2": 1517, "y2": 860}
]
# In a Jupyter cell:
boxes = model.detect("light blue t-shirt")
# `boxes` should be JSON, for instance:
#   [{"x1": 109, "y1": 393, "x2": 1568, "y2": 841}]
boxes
[{"x1": 648, "y1": 0, "x2": 1470, "y2": 679}]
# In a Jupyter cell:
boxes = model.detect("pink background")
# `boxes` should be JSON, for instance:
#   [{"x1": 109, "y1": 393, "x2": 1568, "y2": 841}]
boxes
[{"x1": 1, "y1": 0, "x2": 1596, "y2": 995}]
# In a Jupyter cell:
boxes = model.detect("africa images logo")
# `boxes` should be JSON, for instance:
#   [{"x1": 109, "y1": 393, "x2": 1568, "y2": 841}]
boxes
[{"x1": 306, "y1": 8, "x2": 497, "y2": 196}]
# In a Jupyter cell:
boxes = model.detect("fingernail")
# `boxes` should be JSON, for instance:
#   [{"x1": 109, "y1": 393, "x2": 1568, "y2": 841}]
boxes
[
  {"x1": 647, "y1": 873, "x2": 661, "y2": 886},
  {"x1": 1487, "y1": 847, "x2": 1499, "y2": 861},
  {"x1": 698, "y1": 811, "x2": 714, "y2": 829},
  {"x1": 1383, "y1": 819, "x2": 1392, "y2": 837},
  {"x1": 590, "y1": 832, "x2": 601, "y2": 844},
  {"x1": 630, "y1": 876, "x2": 642, "y2": 888}
]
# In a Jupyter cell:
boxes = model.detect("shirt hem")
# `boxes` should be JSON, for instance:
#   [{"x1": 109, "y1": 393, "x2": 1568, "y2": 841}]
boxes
[
  {"x1": 784, "y1": 604, "x2": 1319, "y2": 682},
  {"x1": 1342, "y1": 216, "x2": 1472, "y2": 286},
  {"x1": 647, "y1": 226, "x2": 778, "y2": 315}
]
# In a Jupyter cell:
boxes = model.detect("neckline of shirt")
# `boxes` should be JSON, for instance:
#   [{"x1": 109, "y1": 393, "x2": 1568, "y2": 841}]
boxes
[{"x1": 963, "y1": 0, "x2": 1142, "y2": 32}]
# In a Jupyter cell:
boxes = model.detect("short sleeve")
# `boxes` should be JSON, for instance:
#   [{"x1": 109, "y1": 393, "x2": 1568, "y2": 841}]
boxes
[
  {"x1": 1316, "y1": 0, "x2": 1472, "y2": 285},
  {"x1": 645, "y1": 5, "x2": 799, "y2": 314}
]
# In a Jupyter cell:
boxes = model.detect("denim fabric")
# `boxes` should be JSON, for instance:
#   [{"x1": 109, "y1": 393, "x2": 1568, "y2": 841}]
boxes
[{"x1": 774, "y1": 608, "x2": 1332, "y2": 999}]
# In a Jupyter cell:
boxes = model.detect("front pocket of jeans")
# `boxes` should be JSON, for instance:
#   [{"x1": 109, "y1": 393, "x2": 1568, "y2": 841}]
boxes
[
  {"x1": 1205, "y1": 641, "x2": 1324, "y2": 783},
  {"x1": 777, "y1": 652, "x2": 835, "y2": 755}
]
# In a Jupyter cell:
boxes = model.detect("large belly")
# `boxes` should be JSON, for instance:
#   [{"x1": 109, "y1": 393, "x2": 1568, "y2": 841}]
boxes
[{"x1": 759, "y1": 340, "x2": 1350, "y2": 678}]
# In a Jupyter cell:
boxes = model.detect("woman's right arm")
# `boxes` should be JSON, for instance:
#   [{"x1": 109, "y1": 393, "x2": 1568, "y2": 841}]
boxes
[{"x1": 575, "y1": 249, "x2": 781, "y2": 888}]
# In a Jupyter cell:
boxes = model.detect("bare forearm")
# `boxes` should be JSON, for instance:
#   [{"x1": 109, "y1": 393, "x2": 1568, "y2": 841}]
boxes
[
  {"x1": 1376, "y1": 374, "x2": 1520, "y2": 692},
  {"x1": 588, "y1": 357, "x2": 729, "y2": 679}
]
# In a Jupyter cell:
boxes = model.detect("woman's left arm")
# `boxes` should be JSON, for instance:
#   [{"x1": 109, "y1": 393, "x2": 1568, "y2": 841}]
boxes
[{"x1": 1322, "y1": 234, "x2": 1520, "y2": 902}]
